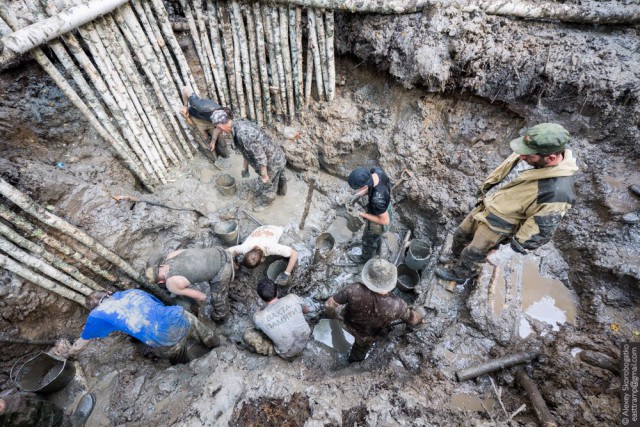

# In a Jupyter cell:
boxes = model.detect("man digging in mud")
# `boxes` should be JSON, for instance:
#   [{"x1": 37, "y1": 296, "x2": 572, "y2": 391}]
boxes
[
  {"x1": 435, "y1": 123, "x2": 579, "y2": 284},
  {"x1": 52, "y1": 289, "x2": 221, "y2": 364},
  {"x1": 145, "y1": 247, "x2": 234, "y2": 322},
  {"x1": 325, "y1": 258, "x2": 424, "y2": 362},
  {"x1": 208, "y1": 108, "x2": 288, "y2": 212},
  {"x1": 242, "y1": 277, "x2": 311, "y2": 359},
  {"x1": 346, "y1": 166, "x2": 393, "y2": 264},
  {"x1": 179, "y1": 85, "x2": 231, "y2": 159},
  {"x1": 227, "y1": 224, "x2": 298, "y2": 286}
]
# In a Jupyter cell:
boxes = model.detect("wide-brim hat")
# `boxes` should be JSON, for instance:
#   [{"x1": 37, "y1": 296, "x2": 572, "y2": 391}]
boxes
[
  {"x1": 361, "y1": 258, "x2": 397, "y2": 293},
  {"x1": 510, "y1": 123, "x2": 570, "y2": 155}
]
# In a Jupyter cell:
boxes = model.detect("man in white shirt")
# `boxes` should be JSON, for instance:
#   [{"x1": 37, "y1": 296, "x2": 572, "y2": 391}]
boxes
[{"x1": 226, "y1": 225, "x2": 298, "y2": 285}]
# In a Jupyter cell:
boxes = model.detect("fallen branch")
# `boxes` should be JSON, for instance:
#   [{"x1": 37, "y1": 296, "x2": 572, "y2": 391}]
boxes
[
  {"x1": 299, "y1": 178, "x2": 316, "y2": 230},
  {"x1": 515, "y1": 369, "x2": 558, "y2": 427},
  {"x1": 456, "y1": 349, "x2": 542, "y2": 381},
  {"x1": 111, "y1": 195, "x2": 205, "y2": 215},
  {"x1": 578, "y1": 350, "x2": 620, "y2": 374}
]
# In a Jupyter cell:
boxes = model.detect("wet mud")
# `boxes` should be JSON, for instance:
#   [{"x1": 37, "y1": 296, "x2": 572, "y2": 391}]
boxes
[{"x1": 1, "y1": 4, "x2": 639, "y2": 426}]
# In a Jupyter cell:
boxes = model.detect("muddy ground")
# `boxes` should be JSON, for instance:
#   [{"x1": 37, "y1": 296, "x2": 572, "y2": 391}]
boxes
[{"x1": 1, "y1": 2, "x2": 639, "y2": 426}]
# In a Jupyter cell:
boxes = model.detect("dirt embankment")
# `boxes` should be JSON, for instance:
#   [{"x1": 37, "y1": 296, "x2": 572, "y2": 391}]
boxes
[{"x1": 0, "y1": 4, "x2": 638, "y2": 426}]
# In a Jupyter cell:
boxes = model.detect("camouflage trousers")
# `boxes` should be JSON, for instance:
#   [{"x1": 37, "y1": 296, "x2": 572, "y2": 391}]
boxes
[
  {"x1": 242, "y1": 328, "x2": 276, "y2": 356},
  {"x1": 257, "y1": 165, "x2": 287, "y2": 206},
  {"x1": 191, "y1": 117, "x2": 230, "y2": 158},
  {"x1": 158, "y1": 311, "x2": 220, "y2": 364},
  {"x1": 208, "y1": 251, "x2": 235, "y2": 321},
  {"x1": 450, "y1": 206, "x2": 508, "y2": 278},
  {"x1": 360, "y1": 205, "x2": 393, "y2": 261}
]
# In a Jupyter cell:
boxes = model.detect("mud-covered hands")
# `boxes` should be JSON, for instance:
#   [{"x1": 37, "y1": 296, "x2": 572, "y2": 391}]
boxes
[
  {"x1": 346, "y1": 205, "x2": 361, "y2": 218},
  {"x1": 50, "y1": 338, "x2": 72, "y2": 358},
  {"x1": 179, "y1": 105, "x2": 188, "y2": 118},
  {"x1": 275, "y1": 271, "x2": 290, "y2": 286}
]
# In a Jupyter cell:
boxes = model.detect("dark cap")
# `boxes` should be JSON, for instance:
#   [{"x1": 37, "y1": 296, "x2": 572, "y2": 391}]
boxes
[
  {"x1": 510, "y1": 123, "x2": 570, "y2": 155},
  {"x1": 348, "y1": 167, "x2": 373, "y2": 189}
]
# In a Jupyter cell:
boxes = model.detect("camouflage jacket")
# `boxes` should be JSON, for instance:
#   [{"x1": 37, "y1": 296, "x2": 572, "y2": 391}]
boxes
[
  {"x1": 476, "y1": 150, "x2": 579, "y2": 251},
  {"x1": 232, "y1": 120, "x2": 286, "y2": 173}
]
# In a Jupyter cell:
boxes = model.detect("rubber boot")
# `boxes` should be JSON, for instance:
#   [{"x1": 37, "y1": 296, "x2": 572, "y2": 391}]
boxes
[
  {"x1": 69, "y1": 393, "x2": 95, "y2": 427},
  {"x1": 277, "y1": 173, "x2": 287, "y2": 196},
  {"x1": 623, "y1": 210, "x2": 640, "y2": 224},
  {"x1": 629, "y1": 184, "x2": 640, "y2": 197}
]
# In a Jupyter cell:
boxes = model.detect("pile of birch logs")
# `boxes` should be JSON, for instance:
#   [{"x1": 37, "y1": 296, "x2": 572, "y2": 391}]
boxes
[{"x1": 0, "y1": 0, "x2": 336, "y2": 192}]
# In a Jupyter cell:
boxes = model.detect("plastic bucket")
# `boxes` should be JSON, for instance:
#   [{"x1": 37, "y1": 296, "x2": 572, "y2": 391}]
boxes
[
  {"x1": 405, "y1": 239, "x2": 431, "y2": 271},
  {"x1": 313, "y1": 233, "x2": 335, "y2": 264},
  {"x1": 396, "y1": 264, "x2": 420, "y2": 292},
  {"x1": 215, "y1": 174, "x2": 237, "y2": 196},
  {"x1": 213, "y1": 220, "x2": 239, "y2": 246},
  {"x1": 11, "y1": 352, "x2": 76, "y2": 394},
  {"x1": 266, "y1": 259, "x2": 288, "y2": 282}
]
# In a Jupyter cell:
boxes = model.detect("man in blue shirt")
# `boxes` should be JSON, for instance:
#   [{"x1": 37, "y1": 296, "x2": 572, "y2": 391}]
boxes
[
  {"x1": 347, "y1": 167, "x2": 393, "y2": 263},
  {"x1": 57, "y1": 289, "x2": 220, "y2": 364}
]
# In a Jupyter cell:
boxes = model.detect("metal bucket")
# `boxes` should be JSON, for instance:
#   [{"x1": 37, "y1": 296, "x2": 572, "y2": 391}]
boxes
[
  {"x1": 215, "y1": 174, "x2": 237, "y2": 196},
  {"x1": 405, "y1": 239, "x2": 431, "y2": 271},
  {"x1": 213, "y1": 220, "x2": 239, "y2": 246},
  {"x1": 396, "y1": 263, "x2": 420, "y2": 292},
  {"x1": 11, "y1": 352, "x2": 76, "y2": 394},
  {"x1": 313, "y1": 232, "x2": 335, "y2": 264},
  {"x1": 266, "y1": 259, "x2": 287, "y2": 282}
]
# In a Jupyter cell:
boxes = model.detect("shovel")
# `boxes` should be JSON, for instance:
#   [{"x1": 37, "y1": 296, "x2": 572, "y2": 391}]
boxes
[{"x1": 391, "y1": 169, "x2": 415, "y2": 194}]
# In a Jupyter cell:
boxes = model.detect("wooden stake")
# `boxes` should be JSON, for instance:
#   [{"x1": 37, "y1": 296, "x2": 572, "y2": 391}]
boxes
[
  {"x1": 252, "y1": 2, "x2": 272, "y2": 123},
  {"x1": 243, "y1": 2, "x2": 263, "y2": 125},
  {"x1": 193, "y1": 0, "x2": 226, "y2": 105},
  {"x1": 221, "y1": 1, "x2": 246, "y2": 117},
  {"x1": 217, "y1": 1, "x2": 240, "y2": 114},
  {"x1": 307, "y1": 9, "x2": 324, "y2": 100},
  {"x1": 207, "y1": 0, "x2": 231, "y2": 107},
  {"x1": 515, "y1": 370, "x2": 558, "y2": 427},
  {"x1": 179, "y1": 0, "x2": 215, "y2": 98},
  {"x1": 262, "y1": 3, "x2": 283, "y2": 117},
  {"x1": 289, "y1": 7, "x2": 302, "y2": 112},
  {"x1": 279, "y1": 6, "x2": 295, "y2": 117},
  {"x1": 304, "y1": 30, "x2": 314, "y2": 107},
  {"x1": 270, "y1": 7, "x2": 288, "y2": 117},
  {"x1": 231, "y1": 1, "x2": 256, "y2": 120},
  {"x1": 325, "y1": 10, "x2": 336, "y2": 101},
  {"x1": 314, "y1": 10, "x2": 330, "y2": 101}
]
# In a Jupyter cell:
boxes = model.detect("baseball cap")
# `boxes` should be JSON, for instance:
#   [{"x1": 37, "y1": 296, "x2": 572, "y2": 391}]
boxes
[{"x1": 510, "y1": 123, "x2": 570, "y2": 155}]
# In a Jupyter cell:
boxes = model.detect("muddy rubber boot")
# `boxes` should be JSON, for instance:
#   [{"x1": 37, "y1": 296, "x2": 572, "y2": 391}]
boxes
[
  {"x1": 434, "y1": 267, "x2": 469, "y2": 284},
  {"x1": 69, "y1": 393, "x2": 95, "y2": 427},
  {"x1": 623, "y1": 210, "x2": 640, "y2": 224},
  {"x1": 629, "y1": 184, "x2": 640, "y2": 197},
  {"x1": 277, "y1": 173, "x2": 287, "y2": 196}
]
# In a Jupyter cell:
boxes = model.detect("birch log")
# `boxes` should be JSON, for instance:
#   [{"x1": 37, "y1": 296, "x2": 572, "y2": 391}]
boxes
[
  {"x1": 0, "y1": 205, "x2": 118, "y2": 283},
  {"x1": 289, "y1": 7, "x2": 302, "y2": 111},
  {"x1": 218, "y1": 1, "x2": 241, "y2": 114},
  {"x1": 270, "y1": 7, "x2": 288, "y2": 117},
  {"x1": 0, "y1": 9, "x2": 157, "y2": 192},
  {"x1": 97, "y1": 16, "x2": 171, "y2": 175},
  {"x1": 243, "y1": 3, "x2": 263, "y2": 125},
  {"x1": 179, "y1": 0, "x2": 215, "y2": 98},
  {"x1": 117, "y1": 6, "x2": 193, "y2": 160},
  {"x1": 0, "y1": 253, "x2": 86, "y2": 306},
  {"x1": 262, "y1": 4, "x2": 283, "y2": 117},
  {"x1": 0, "y1": 221, "x2": 102, "y2": 291},
  {"x1": 252, "y1": 2, "x2": 272, "y2": 123},
  {"x1": 207, "y1": 0, "x2": 231, "y2": 107},
  {"x1": 304, "y1": 32, "x2": 314, "y2": 107},
  {"x1": 325, "y1": 10, "x2": 335, "y2": 101},
  {"x1": 231, "y1": 1, "x2": 256, "y2": 121},
  {"x1": 223, "y1": 2, "x2": 247, "y2": 117},
  {"x1": 279, "y1": 7, "x2": 295, "y2": 117},
  {"x1": 0, "y1": 178, "x2": 142, "y2": 282},
  {"x1": 149, "y1": 0, "x2": 199, "y2": 93},
  {"x1": 314, "y1": 10, "x2": 330, "y2": 101},
  {"x1": 307, "y1": 9, "x2": 324, "y2": 100},
  {"x1": 193, "y1": 0, "x2": 226, "y2": 105},
  {"x1": 0, "y1": 0, "x2": 129, "y2": 68},
  {"x1": 0, "y1": 236, "x2": 93, "y2": 296}
]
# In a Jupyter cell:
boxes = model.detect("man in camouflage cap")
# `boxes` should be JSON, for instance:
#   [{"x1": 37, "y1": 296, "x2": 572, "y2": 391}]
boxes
[
  {"x1": 209, "y1": 109, "x2": 287, "y2": 212},
  {"x1": 436, "y1": 123, "x2": 579, "y2": 284}
]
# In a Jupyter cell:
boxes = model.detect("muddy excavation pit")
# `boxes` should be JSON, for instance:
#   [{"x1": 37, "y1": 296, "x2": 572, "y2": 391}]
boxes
[{"x1": 1, "y1": 1, "x2": 639, "y2": 426}]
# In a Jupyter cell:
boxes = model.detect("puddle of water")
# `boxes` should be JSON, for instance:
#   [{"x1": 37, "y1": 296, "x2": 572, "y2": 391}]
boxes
[
  {"x1": 521, "y1": 259, "x2": 576, "y2": 331},
  {"x1": 571, "y1": 347, "x2": 583, "y2": 358},
  {"x1": 326, "y1": 217, "x2": 353, "y2": 243},
  {"x1": 312, "y1": 319, "x2": 354, "y2": 353},
  {"x1": 448, "y1": 393, "x2": 496, "y2": 412},
  {"x1": 519, "y1": 317, "x2": 533, "y2": 339}
]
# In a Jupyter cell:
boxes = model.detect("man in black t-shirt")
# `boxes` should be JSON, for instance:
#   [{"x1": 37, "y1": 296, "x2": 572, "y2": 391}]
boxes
[
  {"x1": 347, "y1": 167, "x2": 392, "y2": 263},
  {"x1": 179, "y1": 86, "x2": 230, "y2": 158}
]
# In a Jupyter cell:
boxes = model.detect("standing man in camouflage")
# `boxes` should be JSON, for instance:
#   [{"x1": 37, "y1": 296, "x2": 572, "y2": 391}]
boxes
[
  {"x1": 435, "y1": 123, "x2": 579, "y2": 284},
  {"x1": 207, "y1": 109, "x2": 287, "y2": 212},
  {"x1": 179, "y1": 86, "x2": 230, "y2": 159}
]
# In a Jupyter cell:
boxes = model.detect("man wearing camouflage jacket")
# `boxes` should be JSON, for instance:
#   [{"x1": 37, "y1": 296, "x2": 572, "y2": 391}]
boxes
[
  {"x1": 208, "y1": 109, "x2": 287, "y2": 212},
  {"x1": 435, "y1": 123, "x2": 579, "y2": 283}
]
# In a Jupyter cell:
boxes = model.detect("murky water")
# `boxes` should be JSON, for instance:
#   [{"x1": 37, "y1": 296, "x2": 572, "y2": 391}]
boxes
[
  {"x1": 312, "y1": 319, "x2": 354, "y2": 353},
  {"x1": 519, "y1": 259, "x2": 577, "y2": 337},
  {"x1": 448, "y1": 393, "x2": 496, "y2": 412}
]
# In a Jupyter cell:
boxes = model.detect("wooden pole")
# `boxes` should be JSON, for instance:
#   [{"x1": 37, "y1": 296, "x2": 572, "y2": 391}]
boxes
[
  {"x1": 314, "y1": 10, "x2": 330, "y2": 101},
  {"x1": 0, "y1": 178, "x2": 143, "y2": 283},
  {"x1": 324, "y1": 10, "x2": 335, "y2": 101},
  {"x1": 304, "y1": 30, "x2": 314, "y2": 107},
  {"x1": 0, "y1": 253, "x2": 86, "y2": 306},
  {"x1": 455, "y1": 350, "x2": 542, "y2": 381},
  {"x1": 262, "y1": 3, "x2": 283, "y2": 117},
  {"x1": 0, "y1": 221, "x2": 103, "y2": 291},
  {"x1": 193, "y1": 0, "x2": 226, "y2": 105},
  {"x1": 307, "y1": 9, "x2": 324, "y2": 101},
  {"x1": 515, "y1": 370, "x2": 558, "y2": 427},
  {"x1": 252, "y1": 2, "x2": 272, "y2": 123},
  {"x1": 0, "y1": 236, "x2": 94, "y2": 296},
  {"x1": 0, "y1": 0, "x2": 130, "y2": 68},
  {"x1": 207, "y1": 0, "x2": 231, "y2": 108},
  {"x1": 243, "y1": 2, "x2": 263, "y2": 125},
  {"x1": 289, "y1": 7, "x2": 302, "y2": 112},
  {"x1": 279, "y1": 7, "x2": 295, "y2": 117},
  {"x1": 270, "y1": 7, "x2": 288, "y2": 118},
  {"x1": 179, "y1": 0, "x2": 215, "y2": 98},
  {"x1": 218, "y1": 1, "x2": 240, "y2": 114},
  {"x1": 0, "y1": 205, "x2": 118, "y2": 283},
  {"x1": 231, "y1": 0, "x2": 256, "y2": 120},
  {"x1": 221, "y1": 1, "x2": 246, "y2": 117}
]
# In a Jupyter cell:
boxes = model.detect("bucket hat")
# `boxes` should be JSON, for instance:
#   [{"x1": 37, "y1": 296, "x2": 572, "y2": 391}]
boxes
[
  {"x1": 361, "y1": 258, "x2": 397, "y2": 293},
  {"x1": 510, "y1": 123, "x2": 570, "y2": 155}
]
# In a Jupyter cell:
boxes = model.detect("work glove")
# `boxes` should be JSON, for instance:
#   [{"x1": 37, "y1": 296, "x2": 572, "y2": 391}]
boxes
[
  {"x1": 241, "y1": 169, "x2": 250, "y2": 178},
  {"x1": 275, "y1": 271, "x2": 290, "y2": 286},
  {"x1": 349, "y1": 194, "x2": 361, "y2": 206},
  {"x1": 50, "y1": 338, "x2": 72, "y2": 358}
]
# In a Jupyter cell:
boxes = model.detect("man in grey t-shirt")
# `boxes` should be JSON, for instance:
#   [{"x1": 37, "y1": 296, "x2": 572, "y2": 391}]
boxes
[{"x1": 243, "y1": 278, "x2": 310, "y2": 359}]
